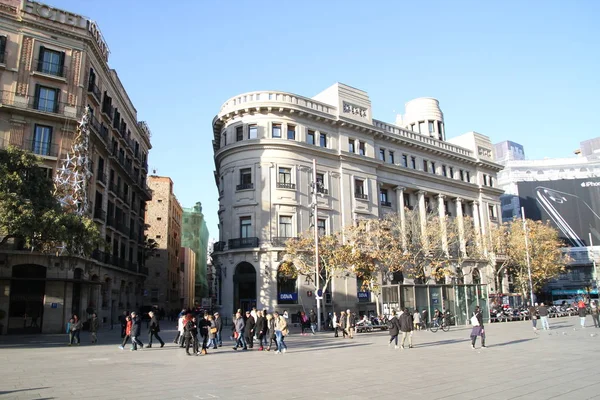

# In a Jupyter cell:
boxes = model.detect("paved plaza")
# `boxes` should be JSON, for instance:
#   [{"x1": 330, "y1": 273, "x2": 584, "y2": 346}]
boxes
[{"x1": 0, "y1": 316, "x2": 599, "y2": 400}]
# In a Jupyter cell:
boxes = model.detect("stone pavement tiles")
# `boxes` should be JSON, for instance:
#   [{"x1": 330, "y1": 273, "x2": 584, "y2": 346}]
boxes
[{"x1": 0, "y1": 316, "x2": 599, "y2": 400}]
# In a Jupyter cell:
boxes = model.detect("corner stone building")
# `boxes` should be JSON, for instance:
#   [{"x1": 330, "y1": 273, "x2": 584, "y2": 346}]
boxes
[
  {"x1": 212, "y1": 83, "x2": 503, "y2": 317},
  {"x1": 145, "y1": 176, "x2": 183, "y2": 312},
  {"x1": 0, "y1": 1, "x2": 152, "y2": 333}
]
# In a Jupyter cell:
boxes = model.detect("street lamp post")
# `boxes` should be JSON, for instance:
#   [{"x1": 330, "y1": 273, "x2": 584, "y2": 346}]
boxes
[
  {"x1": 311, "y1": 159, "x2": 322, "y2": 332},
  {"x1": 521, "y1": 208, "x2": 535, "y2": 306},
  {"x1": 590, "y1": 233, "x2": 598, "y2": 296}
]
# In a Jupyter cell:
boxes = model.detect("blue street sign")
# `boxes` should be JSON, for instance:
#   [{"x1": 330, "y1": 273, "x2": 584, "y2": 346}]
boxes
[
  {"x1": 278, "y1": 293, "x2": 298, "y2": 301},
  {"x1": 51, "y1": 303, "x2": 58, "y2": 308},
  {"x1": 357, "y1": 291, "x2": 370, "y2": 299},
  {"x1": 317, "y1": 289, "x2": 323, "y2": 297}
]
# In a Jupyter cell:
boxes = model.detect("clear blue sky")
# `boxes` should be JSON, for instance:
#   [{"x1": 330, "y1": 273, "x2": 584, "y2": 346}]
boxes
[{"x1": 49, "y1": 0, "x2": 600, "y2": 238}]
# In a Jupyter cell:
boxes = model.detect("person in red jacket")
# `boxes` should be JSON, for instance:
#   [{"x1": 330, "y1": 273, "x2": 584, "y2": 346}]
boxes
[{"x1": 119, "y1": 316, "x2": 132, "y2": 350}]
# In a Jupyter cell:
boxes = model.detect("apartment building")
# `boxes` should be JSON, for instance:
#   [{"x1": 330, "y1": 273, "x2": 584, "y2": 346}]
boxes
[
  {"x1": 179, "y1": 247, "x2": 196, "y2": 310},
  {"x1": 182, "y1": 202, "x2": 210, "y2": 304},
  {"x1": 0, "y1": 0, "x2": 151, "y2": 333},
  {"x1": 145, "y1": 176, "x2": 182, "y2": 311},
  {"x1": 212, "y1": 83, "x2": 503, "y2": 316}
]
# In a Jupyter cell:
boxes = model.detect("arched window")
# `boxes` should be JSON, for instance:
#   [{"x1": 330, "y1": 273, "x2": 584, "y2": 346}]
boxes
[
  {"x1": 277, "y1": 262, "x2": 297, "y2": 304},
  {"x1": 472, "y1": 269, "x2": 481, "y2": 285}
]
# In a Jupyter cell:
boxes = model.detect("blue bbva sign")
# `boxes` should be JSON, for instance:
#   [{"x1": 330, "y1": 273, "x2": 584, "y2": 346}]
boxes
[
  {"x1": 279, "y1": 293, "x2": 298, "y2": 301},
  {"x1": 357, "y1": 292, "x2": 370, "y2": 299}
]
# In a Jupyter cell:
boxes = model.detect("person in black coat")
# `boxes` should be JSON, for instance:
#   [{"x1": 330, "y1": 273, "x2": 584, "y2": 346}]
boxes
[
  {"x1": 147, "y1": 311, "x2": 164, "y2": 348},
  {"x1": 244, "y1": 311, "x2": 256, "y2": 349},
  {"x1": 255, "y1": 311, "x2": 267, "y2": 350},
  {"x1": 388, "y1": 310, "x2": 401, "y2": 348},
  {"x1": 130, "y1": 312, "x2": 144, "y2": 351},
  {"x1": 399, "y1": 308, "x2": 413, "y2": 349},
  {"x1": 184, "y1": 315, "x2": 199, "y2": 356},
  {"x1": 198, "y1": 313, "x2": 210, "y2": 354},
  {"x1": 214, "y1": 312, "x2": 223, "y2": 347},
  {"x1": 118, "y1": 311, "x2": 128, "y2": 338}
]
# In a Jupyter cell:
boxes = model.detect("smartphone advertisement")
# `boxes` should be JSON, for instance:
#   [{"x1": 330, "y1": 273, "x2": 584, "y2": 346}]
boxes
[{"x1": 518, "y1": 178, "x2": 600, "y2": 247}]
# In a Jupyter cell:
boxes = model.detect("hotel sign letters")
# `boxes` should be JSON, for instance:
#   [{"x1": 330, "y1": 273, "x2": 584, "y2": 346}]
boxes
[{"x1": 24, "y1": 0, "x2": 110, "y2": 61}]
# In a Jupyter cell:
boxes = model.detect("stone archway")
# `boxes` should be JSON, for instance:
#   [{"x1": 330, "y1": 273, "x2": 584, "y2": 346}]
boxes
[
  {"x1": 233, "y1": 262, "x2": 256, "y2": 313},
  {"x1": 9, "y1": 264, "x2": 46, "y2": 333}
]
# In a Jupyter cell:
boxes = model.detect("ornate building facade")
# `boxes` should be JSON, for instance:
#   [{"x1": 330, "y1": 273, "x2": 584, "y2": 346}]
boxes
[
  {"x1": 212, "y1": 83, "x2": 503, "y2": 317},
  {"x1": 0, "y1": 0, "x2": 152, "y2": 333}
]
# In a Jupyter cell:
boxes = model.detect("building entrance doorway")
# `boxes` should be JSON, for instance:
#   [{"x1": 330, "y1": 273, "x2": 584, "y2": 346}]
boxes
[
  {"x1": 233, "y1": 262, "x2": 256, "y2": 313},
  {"x1": 8, "y1": 264, "x2": 46, "y2": 334}
]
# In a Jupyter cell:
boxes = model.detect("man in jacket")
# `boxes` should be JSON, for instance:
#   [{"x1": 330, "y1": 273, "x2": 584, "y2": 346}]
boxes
[
  {"x1": 399, "y1": 308, "x2": 413, "y2": 349},
  {"x1": 244, "y1": 310, "x2": 256, "y2": 349},
  {"x1": 538, "y1": 303, "x2": 550, "y2": 330},
  {"x1": 309, "y1": 310, "x2": 317, "y2": 335},
  {"x1": 346, "y1": 309, "x2": 355, "y2": 339},
  {"x1": 255, "y1": 311, "x2": 266, "y2": 350},
  {"x1": 388, "y1": 310, "x2": 401, "y2": 349},
  {"x1": 340, "y1": 311, "x2": 348, "y2": 338},
  {"x1": 214, "y1": 312, "x2": 223, "y2": 347},
  {"x1": 118, "y1": 311, "x2": 128, "y2": 338},
  {"x1": 89, "y1": 312, "x2": 99, "y2": 344},
  {"x1": 528, "y1": 303, "x2": 538, "y2": 331},
  {"x1": 198, "y1": 313, "x2": 210, "y2": 354},
  {"x1": 232, "y1": 312, "x2": 247, "y2": 350},
  {"x1": 147, "y1": 311, "x2": 164, "y2": 348},
  {"x1": 130, "y1": 312, "x2": 144, "y2": 351}
]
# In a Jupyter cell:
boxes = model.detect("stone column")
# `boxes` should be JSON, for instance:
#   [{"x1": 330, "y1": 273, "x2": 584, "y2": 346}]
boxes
[
  {"x1": 472, "y1": 200, "x2": 482, "y2": 250},
  {"x1": 455, "y1": 197, "x2": 466, "y2": 256},
  {"x1": 396, "y1": 187, "x2": 406, "y2": 249},
  {"x1": 417, "y1": 190, "x2": 427, "y2": 245},
  {"x1": 438, "y1": 194, "x2": 448, "y2": 254}
]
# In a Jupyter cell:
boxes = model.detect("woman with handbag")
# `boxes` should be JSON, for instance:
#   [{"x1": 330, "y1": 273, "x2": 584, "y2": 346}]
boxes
[
  {"x1": 68, "y1": 314, "x2": 82, "y2": 346},
  {"x1": 207, "y1": 315, "x2": 217, "y2": 349},
  {"x1": 470, "y1": 306, "x2": 486, "y2": 349}
]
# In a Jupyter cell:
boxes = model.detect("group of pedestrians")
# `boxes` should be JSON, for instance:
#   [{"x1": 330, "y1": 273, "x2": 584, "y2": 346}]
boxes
[
  {"x1": 173, "y1": 310, "x2": 223, "y2": 356},
  {"x1": 528, "y1": 300, "x2": 599, "y2": 331},
  {"x1": 117, "y1": 310, "x2": 157, "y2": 351},
  {"x1": 231, "y1": 309, "x2": 289, "y2": 354},
  {"x1": 331, "y1": 309, "x2": 356, "y2": 338}
]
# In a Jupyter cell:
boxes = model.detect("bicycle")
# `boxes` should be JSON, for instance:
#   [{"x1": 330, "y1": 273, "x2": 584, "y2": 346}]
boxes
[{"x1": 429, "y1": 315, "x2": 454, "y2": 333}]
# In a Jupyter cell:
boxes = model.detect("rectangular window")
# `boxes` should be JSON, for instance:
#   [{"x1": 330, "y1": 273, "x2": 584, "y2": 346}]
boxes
[
  {"x1": 222, "y1": 132, "x2": 227, "y2": 146},
  {"x1": 272, "y1": 123, "x2": 282, "y2": 138},
  {"x1": 389, "y1": 151, "x2": 395, "y2": 164},
  {"x1": 431, "y1": 162, "x2": 436, "y2": 174},
  {"x1": 37, "y1": 46, "x2": 65, "y2": 76},
  {"x1": 449, "y1": 167, "x2": 454, "y2": 178},
  {"x1": 411, "y1": 156, "x2": 416, "y2": 169},
  {"x1": 278, "y1": 167, "x2": 292, "y2": 184},
  {"x1": 483, "y1": 174, "x2": 488, "y2": 186},
  {"x1": 423, "y1": 159, "x2": 428, "y2": 172},
  {"x1": 317, "y1": 218, "x2": 326, "y2": 236},
  {"x1": 248, "y1": 124, "x2": 258, "y2": 139},
  {"x1": 359, "y1": 141, "x2": 366, "y2": 156},
  {"x1": 238, "y1": 168, "x2": 252, "y2": 189},
  {"x1": 459, "y1": 170, "x2": 465, "y2": 181},
  {"x1": 240, "y1": 217, "x2": 252, "y2": 238},
  {"x1": 236, "y1": 126, "x2": 243, "y2": 141},
  {"x1": 489, "y1": 176, "x2": 494, "y2": 187},
  {"x1": 489, "y1": 205, "x2": 497, "y2": 219},
  {"x1": 35, "y1": 85, "x2": 59, "y2": 113},
  {"x1": 403, "y1": 193, "x2": 411, "y2": 208},
  {"x1": 428, "y1": 121, "x2": 435, "y2": 134},
  {"x1": 379, "y1": 148, "x2": 385, "y2": 161},
  {"x1": 402, "y1": 154, "x2": 408, "y2": 168},
  {"x1": 278, "y1": 216, "x2": 293, "y2": 238},
  {"x1": 437, "y1": 121, "x2": 444, "y2": 139},
  {"x1": 418, "y1": 121, "x2": 425, "y2": 133},
  {"x1": 354, "y1": 178, "x2": 366, "y2": 198},
  {"x1": 465, "y1": 171, "x2": 470, "y2": 182},
  {"x1": 442, "y1": 165, "x2": 447, "y2": 177},
  {"x1": 287, "y1": 125, "x2": 296, "y2": 140},
  {"x1": 307, "y1": 130, "x2": 315, "y2": 145},
  {"x1": 410, "y1": 124, "x2": 415, "y2": 132},
  {"x1": 0, "y1": 36, "x2": 6, "y2": 64},
  {"x1": 349, "y1": 139, "x2": 355, "y2": 153},
  {"x1": 379, "y1": 188, "x2": 390, "y2": 206},
  {"x1": 32, "y1": 124, "x2": 53, "y2": 156},
  {"x1": 319, "y1": 133, "x2": 327, "y2": 148}
]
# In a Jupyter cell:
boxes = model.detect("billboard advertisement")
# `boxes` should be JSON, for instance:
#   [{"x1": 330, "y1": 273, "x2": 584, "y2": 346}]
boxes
[{"x1": 517, "y1": 178, "x2": 600, "y2": 247}]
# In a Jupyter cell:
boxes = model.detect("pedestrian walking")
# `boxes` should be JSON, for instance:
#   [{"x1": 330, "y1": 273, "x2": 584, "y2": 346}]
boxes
[
  {"x1": 538, "y1": 303, "x2": 550, "y2": 330},
  {"x1": 266, "y1": 313, "x2": 276, "y2": 351},
  {"x1": 214, "y1": 312, "x2": 223, "y2": 347},
  {"x1": 274, "y1": 311, "x2": 288, "y2": 354},
  {"x1": 388, "y1": 310, "x2": 400, "y2": 349},
  {"x1": 244, "y1": 310, "x2": 255, "y2": 349},
  {"x1": 578, "y1": 300, "x2": 587, "y2": 328},
  {"x1": 255, "y1": 310, "x2": 266, "y2": 350},
  {"x1": 184, "y1": 314, "x2": 199, "y2": 356},
  {"x1": 346, "y1": 309, "x2": 355, "y2": 339},
  {"x1": 207, "y1": 315, "x2": 217, "y2": 349},
  {"x1": 130, "y1": 312, "x2": 144, "y2": 351},
  {"x1": 591, "y1": 301, "x2": 599, "y2": 328},
  {"x1": 232, "y1": 311, "x2": 247, "y2": 351},
  {"x1": 119, "y1": 316, "x2": 132, "y2": 349},
  {"x1": 89, "y1": 313, "x2": 99, "y2": 344},
  {"x1": 412, "y1": 310, "x2": 421, "y2": 331},
  {"x1": 147, "y1": 311, "x2": 165, "y2": 348},
  {"x1": 421, "y1": 309, "x2": 429, "y2": 331},
  {"x1": 332, "y1": 312, "x2": 339, "y2": 337},
  {"x1": 340, "y1": 311, "x2": 348, "y2": 338},
  {"x1": 528, "y1": 303, "x2": 538, "y2": 331},
  {"x1": 176, "y1": 313, "x2": 185, "y2": 347},
  {"x1": 309, "y1": 309, "x2": 317, "y2": 334},
  {"x1": 68, "y1": 314, "x2": 82, "y2": 346},
  {"x1": 198, "y1": 313, "x2": 210, "y2": 355},
  {"x1": 470, "y1": 306, "x2": 486, "y2": 349},
  {"x1": 118, "y1": 311, "x2": 127, "y2": 338},
  {"x1": 399, "y1": 308, "x2": 413, "y2": 349}
]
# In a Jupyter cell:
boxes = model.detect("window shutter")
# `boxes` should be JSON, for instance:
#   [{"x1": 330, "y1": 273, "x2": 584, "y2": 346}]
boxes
[
  {"x1": 33, "y1": 84, "x2": 40, "y2": 108},
  {"x1": 54, "y1": 88, "x2": 60, "y2": 113},
  {"x1": 37, "y1": 46, "x2": 45, "y2": 72},
  {"x1": 0, "y1": 36, "x2": 6, "y2": 60},
  {"x1": 58, "y1": 51, "x2": 65, "y2": 76}
]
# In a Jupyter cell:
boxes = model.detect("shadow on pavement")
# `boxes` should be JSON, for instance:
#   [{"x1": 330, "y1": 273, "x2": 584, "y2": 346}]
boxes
[
  {"x1": 488, "y1": 338, "x2": 536, "y2": 348},
  {"x1": 0, "y1": 388, "x2": 50, "y2": 396}
]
